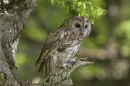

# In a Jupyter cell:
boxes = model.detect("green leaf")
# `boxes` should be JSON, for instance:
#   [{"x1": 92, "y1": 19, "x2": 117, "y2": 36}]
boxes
[
  {"x1": 80, "y1": 9, "x2": 85, "y2": 16},
  {"x1": 83, "y1": 3, "x2": 86, "y2": 9},
  {"x1": 90, "y1": 6, "x2": 93, "y2": 11},
  {"x1": 70, "y1": 4, "x2": 75, "y2": 10},
  {"x1": 85, "y1": 14, "x2": 90, "y2": 18},
  {"x1": 78, "y1": 2, "x2": 83, "y2": 6},
  {"x1": 61, "y1": 2, "x2": 65, "y2": 8},
  {"x1": 50, "y1": 0, "x2": 54, "y2": 5},
  {"x1": 97, "y1": 7, "x2": 103, "y2": 16},
  {"x1": 87, "y1": 2, "x2": 92, "y2": 6},
  {"x1": 73, "y1": 0, "x2": 77, "y2": 5},
  {"x1": 103, "y1": 9, "x2": 107, "y2": 15},
  {"x1": 77, "y1": 8, "x2": 82, "y2": 13},
  {"x1": 90, "y1": 19, "x2": 95, "y2": 24},
  {"x1": 64, "y1": 5, "x2": 69, "y2": 13},
  {"x1": 57, "y1": 0, "x2": 60, "y2": 4}
]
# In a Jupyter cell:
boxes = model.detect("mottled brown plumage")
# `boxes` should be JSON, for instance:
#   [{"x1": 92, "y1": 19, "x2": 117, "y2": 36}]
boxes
[{"x1": 35, "y1": 16, "x2": 91, "y2": 76}]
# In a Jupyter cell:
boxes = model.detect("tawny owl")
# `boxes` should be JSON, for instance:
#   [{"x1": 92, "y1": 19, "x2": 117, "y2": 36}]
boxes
[{"x1": 35, "y1": 16, "x2": 91, "y2": 76}]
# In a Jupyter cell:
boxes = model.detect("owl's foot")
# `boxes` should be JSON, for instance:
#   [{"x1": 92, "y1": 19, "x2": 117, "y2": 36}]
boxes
[
  {"x1": 78, "y1": 57, "x2": 88, "y2": 61},
  {"x1": 69, "y1": 57, "x2": 77, "y2": 63},
  {"x1": 59, "y1": 57, "x2": 78, "y2": 69},
  {"x1": 59, "y1": 62, "x2": 72, "y2": 69}
]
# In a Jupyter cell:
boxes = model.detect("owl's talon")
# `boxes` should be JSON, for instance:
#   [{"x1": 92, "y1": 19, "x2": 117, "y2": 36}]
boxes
[
  {"x1": 69, "y1": 57, "x2": 77, "y2": 63},
  {"x1": 59, "y1": 63, "x2": 72, "y2": 69}
]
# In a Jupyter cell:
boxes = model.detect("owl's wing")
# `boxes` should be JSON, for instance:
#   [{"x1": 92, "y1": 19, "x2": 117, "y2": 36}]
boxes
[
  {"x1": 35, "y1": 29, "x2": 63, "y2": 64},
  {"x1": 35, "y1": 29, "x2": 68, "y2": 74}
]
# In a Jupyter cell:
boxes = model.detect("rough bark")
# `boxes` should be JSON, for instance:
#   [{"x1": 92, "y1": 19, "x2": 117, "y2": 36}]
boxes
[{"x1": 0, "y1": 0, "x2": 37, "y2": 85}]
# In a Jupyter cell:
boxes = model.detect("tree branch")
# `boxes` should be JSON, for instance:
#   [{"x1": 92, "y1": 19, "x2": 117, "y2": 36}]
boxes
[{"x1": 41, "y1": 57, "x2": 94, "y2": 86}]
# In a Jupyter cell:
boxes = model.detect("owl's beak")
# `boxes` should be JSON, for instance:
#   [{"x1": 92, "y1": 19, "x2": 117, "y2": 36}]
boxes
[
  {"x1": 81, "y1": 30, "x2": 85, "y2": 37},
  {"x1": 81, "y1": 29, "x2": 88, "y2": 37}
]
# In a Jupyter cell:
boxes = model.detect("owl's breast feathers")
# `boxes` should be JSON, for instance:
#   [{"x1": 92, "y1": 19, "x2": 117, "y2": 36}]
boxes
[{"x1": 56, "y1": 28, "x2": 83, "y2": 51}]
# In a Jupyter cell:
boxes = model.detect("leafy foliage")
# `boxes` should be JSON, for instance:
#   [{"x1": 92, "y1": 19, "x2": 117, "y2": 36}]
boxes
[{"x1": 48, "y1": 0, "x2": 107, "y2": 23}]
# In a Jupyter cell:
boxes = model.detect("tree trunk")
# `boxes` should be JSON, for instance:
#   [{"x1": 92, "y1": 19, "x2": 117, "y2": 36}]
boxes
[{"x1": 0, "y1": 0, "x2": 37, "y2": 85}]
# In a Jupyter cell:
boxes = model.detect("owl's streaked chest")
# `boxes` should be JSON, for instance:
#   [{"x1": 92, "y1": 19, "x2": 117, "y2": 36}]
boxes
[
  {"x1": 64, "y1": 43, "x2": 81, "y2": 61},
  {"x1": 56, "y1": 29, "x2": 82, "y2": 61}
]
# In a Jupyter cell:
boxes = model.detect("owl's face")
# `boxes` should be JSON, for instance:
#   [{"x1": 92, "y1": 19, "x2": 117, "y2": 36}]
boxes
[{"x1": 70, "y1": 16, "x2": 91, "y2": 38}]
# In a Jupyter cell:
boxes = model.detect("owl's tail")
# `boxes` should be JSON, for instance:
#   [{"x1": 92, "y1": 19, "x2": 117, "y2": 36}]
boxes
[{"x1": 35, "y1": 57, "x2": 52, "y2": 76}]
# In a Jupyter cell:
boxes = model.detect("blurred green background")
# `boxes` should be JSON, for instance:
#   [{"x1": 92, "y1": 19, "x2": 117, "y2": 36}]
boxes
[{"x1": 16, "y1": 0, "x2": 130, "y2": 86}]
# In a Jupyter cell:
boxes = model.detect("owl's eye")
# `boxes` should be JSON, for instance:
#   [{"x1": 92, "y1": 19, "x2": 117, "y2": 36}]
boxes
[
  {"x1": 75, "y1": 23, "x2": 81, "y2": 28},
  {"x1": 85, "y1": 25, "x2": 88, "y2": 28}
]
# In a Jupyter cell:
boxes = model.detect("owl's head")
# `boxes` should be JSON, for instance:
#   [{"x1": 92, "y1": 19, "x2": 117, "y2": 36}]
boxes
[
  {"x1": 71, "y1": 16, "x2": 91, "y2": 37},
  {"x1": 61, "y1": 16, "x2": 91, "y2": 38}
]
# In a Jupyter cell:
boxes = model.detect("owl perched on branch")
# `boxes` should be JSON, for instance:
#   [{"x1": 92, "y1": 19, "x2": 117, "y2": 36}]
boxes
[{"x1": 35, "y1": 16, "x2": 91, "y2": 76}]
